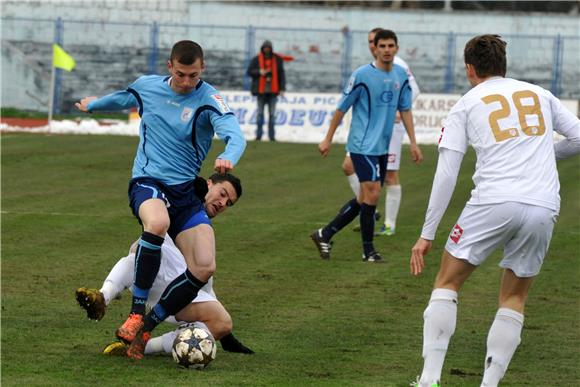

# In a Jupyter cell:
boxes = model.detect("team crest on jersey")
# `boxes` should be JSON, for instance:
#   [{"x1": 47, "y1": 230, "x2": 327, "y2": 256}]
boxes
[
  {"x1": 450, "y1": 224, "x2": 463, "y2": 244},
  {"x1": 211, "y1": 94, "x2": 231, "y2": 113},
  {"x1": 180, "y1": 107, "x2": 193, "y2": 122}
]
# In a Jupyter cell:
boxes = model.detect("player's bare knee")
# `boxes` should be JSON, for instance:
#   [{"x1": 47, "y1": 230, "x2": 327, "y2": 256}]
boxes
[
  {"x1": 193, "y1": 264, "x2": 216, "y2": 282},
  {"x1": 365, "y1": 193, "x2": 380, "y2": 205},
  {"x1": 143, "y1": 220, "x2": 169, "y2": 236},
  {"x1": 342, "y1": 158, "x2": 354, "y2": 175},
  {"x1": 362, "y1": 185, "x2": 381, "y2": 203},
  {"x1": 220, "y1": 314, "x2": 233, "y2": 336},
  {"x1": 385, "y1": 172, "x2": 398, "y2": 186},
  {"x1": 434, "y1": 251, "x2": 475, "y2": 291},
  {"x1": 207, "y1": 315, "x2": 232, "y2": 340}
]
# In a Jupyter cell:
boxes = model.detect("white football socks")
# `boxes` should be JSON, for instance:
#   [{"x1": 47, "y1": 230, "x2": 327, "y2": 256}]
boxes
[
  {"x1": 385, "y1": 184, "x2": 402, "y2": 228},
  {"x1": 347, "y1": 173, "x2": 360, "y2": 197},
  {"x1": 481, "y1": 308, "x2": 524, "y2": 387},
  {"x1": 144, "y1": 334, "x2": 168, "y2": 355},
  {"x1": 420, "y1": 288, "x2": 458, "y2": 386},
  {"x1": 99, "y1": 255, "x2": 134, "y2": 305}
]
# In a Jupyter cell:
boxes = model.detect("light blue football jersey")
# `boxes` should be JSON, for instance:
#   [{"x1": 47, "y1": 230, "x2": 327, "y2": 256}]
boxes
[
  {"x1": 87, "y1": 75, "x2": 246, "y2": 185},
  {"x1": 338, "y1": 63, "x2": 412, "y2": 155}
]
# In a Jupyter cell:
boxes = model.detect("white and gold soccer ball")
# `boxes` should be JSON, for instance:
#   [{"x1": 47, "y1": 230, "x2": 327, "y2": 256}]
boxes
[{"x1": 172, "y1": 323, "x2": 217, "y2": 369}]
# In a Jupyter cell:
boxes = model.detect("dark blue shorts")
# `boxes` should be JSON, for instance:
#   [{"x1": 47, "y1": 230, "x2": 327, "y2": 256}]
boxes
[
  {"x1": 350, "y1": 153, "x2": 387, "y2": 184},
  {"x1": 128, "y1": 177, "x2": 211, "y2": 240}
]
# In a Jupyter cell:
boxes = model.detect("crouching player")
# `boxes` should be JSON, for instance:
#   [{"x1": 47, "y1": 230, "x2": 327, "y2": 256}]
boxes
[{"x1": 76, "y1": 174, "x2": 253, "y2": 355}]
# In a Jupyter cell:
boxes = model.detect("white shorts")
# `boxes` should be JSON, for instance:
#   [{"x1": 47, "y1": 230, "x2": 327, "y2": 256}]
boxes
[
  {"x1": 444, "y1": 202, "x2": 558, "y2": 277},
  {"x1": 141, "y1": 238, "x2": 218, "y2": 324},
  {"x1": 147, "y1": 269, "x2": 217, "y2": 308},
  {"x1": 387, "y1": 123, "x2": 405, "y2": 171},
  {"x1": 149, "y1": 274, "x2": 217, "y2": 326},
  {"x1": 163, "y1": 281, "x2": 217, "y2": 326}
]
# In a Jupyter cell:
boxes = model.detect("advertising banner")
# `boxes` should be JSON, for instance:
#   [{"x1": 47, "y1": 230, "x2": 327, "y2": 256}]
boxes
[{"x1": 221, "y1": 91, "x2": 461, "y2": 144}]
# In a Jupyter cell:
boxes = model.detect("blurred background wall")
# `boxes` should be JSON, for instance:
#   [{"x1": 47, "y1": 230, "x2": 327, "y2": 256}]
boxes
[{"x1": 2, "y1": 0, "x2": 579, "y2": 113}]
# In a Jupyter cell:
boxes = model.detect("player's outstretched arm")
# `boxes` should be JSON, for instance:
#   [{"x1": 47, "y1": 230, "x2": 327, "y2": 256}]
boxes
[
  {"x1": 75, "y1": 90, "x2": 138, "y2": 113},
  {"x1": 75, "y1": 96, "x2": 98, "y2": 112}
]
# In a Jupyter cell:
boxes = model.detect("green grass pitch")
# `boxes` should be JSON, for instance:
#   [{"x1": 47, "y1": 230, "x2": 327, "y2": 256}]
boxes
[{"x1": 2, "y1": 133, "x2": 579, "y2": 386}]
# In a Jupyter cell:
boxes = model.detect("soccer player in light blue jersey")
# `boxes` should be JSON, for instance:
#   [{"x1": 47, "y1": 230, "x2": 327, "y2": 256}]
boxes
[
  {"x1": 311, "y1": 29, "x2": 423, "y2": 262},
  {"x1": 75, "y1": 40, "x2": 246, "y2": 359}
]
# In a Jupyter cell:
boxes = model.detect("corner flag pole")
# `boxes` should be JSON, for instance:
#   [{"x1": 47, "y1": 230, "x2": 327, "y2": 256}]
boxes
[
  {"x1": 48, "y1": 61, "x2": 56, "y2": 131},
  {"x1": 50, "y1": 43, "x2": 76, "y2": 131}
]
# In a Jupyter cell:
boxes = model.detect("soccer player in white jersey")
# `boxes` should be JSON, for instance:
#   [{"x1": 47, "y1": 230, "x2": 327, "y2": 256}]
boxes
[
  {"x1": 409, "y1": 35, "x2": 580, "y2": 387},
  {"x1": 344, "y1": 28, "x2": 421, "y2": 236},
  {"x1": 76, "y1": 174, "x2": 253, "y2": 355},
  {"x1": 80, "y1": 236, "x2": 253, "y2": 356}
]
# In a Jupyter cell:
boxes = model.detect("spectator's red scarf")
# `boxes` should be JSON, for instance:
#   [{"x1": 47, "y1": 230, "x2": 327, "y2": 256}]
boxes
[{"x1": 258, "y1": 53, "x2": 279, "y2": 94}]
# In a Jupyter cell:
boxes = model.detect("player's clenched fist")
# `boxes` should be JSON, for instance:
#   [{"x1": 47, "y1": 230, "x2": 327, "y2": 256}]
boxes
[
  {"x1": 75, "y1": 96, "x2": 98, "y2": 112},
  {"x1": 214, "y1": 158, "x2": 233, "y2": 175}
]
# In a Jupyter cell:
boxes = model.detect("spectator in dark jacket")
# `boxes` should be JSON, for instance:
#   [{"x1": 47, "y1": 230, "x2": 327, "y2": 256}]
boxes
[{"x1": 247, "y1": 40, "x2": 286, "y2": 141}]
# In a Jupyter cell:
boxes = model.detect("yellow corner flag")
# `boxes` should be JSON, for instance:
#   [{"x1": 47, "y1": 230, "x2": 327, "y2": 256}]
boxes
[{"x1": 53, "y1": 44, "x2": 76, "y2": 71}]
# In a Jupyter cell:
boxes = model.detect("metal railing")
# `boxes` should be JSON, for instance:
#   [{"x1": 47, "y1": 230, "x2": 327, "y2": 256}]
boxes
[{"x1": 1, "y1": 17, "x2": 578, "y2": 113}]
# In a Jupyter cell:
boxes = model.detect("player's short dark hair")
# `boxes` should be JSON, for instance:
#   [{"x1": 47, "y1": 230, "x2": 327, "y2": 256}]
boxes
[
  {"x1": 373, "y1": 29, "x2": 398, "y2": 46},
  {"x1": 208, "y1": 173, "x2": 242, "y2": 200},
  {"x1": 464, "y1": 34, "x2": 507, "y2": 78},
  {"x1": 369, "y1": 27, "x2": 382, "y2": 35},
  {"x1": 170, "y1": 40, "x2": 204, "y2": 65}
]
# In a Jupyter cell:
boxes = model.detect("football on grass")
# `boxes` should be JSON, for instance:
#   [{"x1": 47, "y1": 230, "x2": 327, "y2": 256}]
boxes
[{"x1": 172, "y1": 323, "x2": 217, "y2": 369}]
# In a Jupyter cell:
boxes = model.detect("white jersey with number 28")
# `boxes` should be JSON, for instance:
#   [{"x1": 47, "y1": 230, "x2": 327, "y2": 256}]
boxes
[{"x1": 439, "y1": 77, "x2": 579, "y2": 213}]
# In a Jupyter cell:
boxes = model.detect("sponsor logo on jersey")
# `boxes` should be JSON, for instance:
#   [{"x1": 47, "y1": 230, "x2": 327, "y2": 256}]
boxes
[
  {"x1": 181, "y1": 107, "x2": 193, "y2": 122},
  {"x1": 450, "y1": 224, "x2": 463, "y2": 244},
  {"x1": 211, "y1": 94, "x2": 231, "y2": 113}
]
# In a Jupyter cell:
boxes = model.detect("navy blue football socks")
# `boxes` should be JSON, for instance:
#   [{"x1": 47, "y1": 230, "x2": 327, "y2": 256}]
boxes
[
  {"x1": 360, "y1": 203, "x2": 377, "y2": 256},
  {"x1": 142, "y1": 269, "x2": 206, "y2": 332},
  {"x1": 322, "y1": 198, "x2": 361, "y2": 240},
  {"x1": 131, "y1": 231, "x2": 164, "y2": 315}
]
